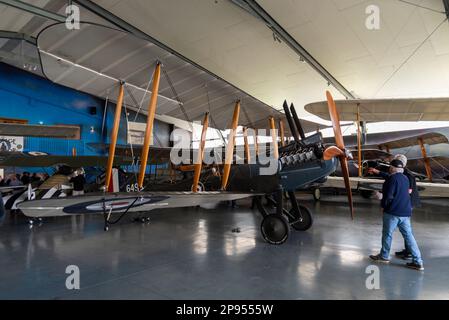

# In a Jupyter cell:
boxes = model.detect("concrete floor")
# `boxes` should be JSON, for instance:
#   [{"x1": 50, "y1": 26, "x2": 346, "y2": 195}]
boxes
[{"x1": 1, "y1": 194, "x2": 448, "y2": 300}]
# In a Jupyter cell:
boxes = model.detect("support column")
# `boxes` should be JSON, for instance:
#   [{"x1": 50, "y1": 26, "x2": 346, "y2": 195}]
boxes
[
  {"x1": 105, "y1": 82, "x2": 125, "y2": 192},
  {"x1": 137, "y1": 62, "x2": 161, "y2": 189},
  {"x1": 269, "y1": 116, "x2": 279, "y2": 159},
  {"x1": 418, "y1": 138, "x2": 433, "y2": 182},
  {"x1": 192, "y1": 112, "x2": 209, "y2": 192},
  {"x1": 356, "y1": 105, "x2": 362, "y2": 177},
  {"x1": 221, "y1": 101, "x2": 240, "y2": 190}
]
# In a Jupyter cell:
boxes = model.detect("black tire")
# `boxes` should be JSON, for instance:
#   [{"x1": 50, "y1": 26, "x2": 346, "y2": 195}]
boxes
[
  {"x1": 290, "y1": 204, "x2": 313, "y2": 231},
  {"x1": 360, "y1": 189, "x2": 373, "y2": 199},
  {"x1": 261, "y1": 214, "x2": 290, "y2": 245},
  {"x1": 313, "y1": 188, "x2": 321, "y2": 201}
]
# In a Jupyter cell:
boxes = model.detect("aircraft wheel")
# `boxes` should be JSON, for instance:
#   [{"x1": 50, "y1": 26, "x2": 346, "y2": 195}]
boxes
[
  {"x1": 191, "y1": 182, "x2": 205, "y2": 192},
  {"x1": 261, "y1": 214, "x2": 290, "y2": 245},
  {"x1": 290, "y1": 205, "x2": 313, "y2": 231},
  {"x1": 313, "y1": 188, "x2": 321, "y2": 201}
]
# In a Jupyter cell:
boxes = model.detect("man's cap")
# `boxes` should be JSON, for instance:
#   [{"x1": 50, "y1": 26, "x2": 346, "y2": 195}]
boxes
[
  {"x1": 390, "y1": 159, "x2": 404, "y2": 168},
  {"x1": 394, "y1": 154, "x2": 408, "y2": 167}
]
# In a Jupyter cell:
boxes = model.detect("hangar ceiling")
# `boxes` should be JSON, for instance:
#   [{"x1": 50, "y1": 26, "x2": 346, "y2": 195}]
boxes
[
  {"x1": 84, "y1": 0, "x2": 449, "y2": 120},
  {"x1": 1, "y1": 0, "x2": 449, "y2": 126}
]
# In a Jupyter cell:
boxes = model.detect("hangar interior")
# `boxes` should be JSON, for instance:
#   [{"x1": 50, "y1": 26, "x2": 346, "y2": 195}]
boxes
[{"x1": 1, "y1": 0, "x2": 449, "y2": 300}]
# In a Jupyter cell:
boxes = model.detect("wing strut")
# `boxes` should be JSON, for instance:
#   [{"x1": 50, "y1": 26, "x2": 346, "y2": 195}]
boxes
[
  {"x1": 221, "y1": 100, "x2": 241, "y2": 190},
  {"x1": 137, "y1": 62, "x2": 161, "y2": 189},
  {"x1": 269, "y1": 116, "x2": 279, "y2": 159},
  {"x1": 192, "y1": 112, "x2": 209, "y2": 192},
  {"x1": 253, "y1": 128, "x2": 259, "y2": 157},
  {"x1": 243, "y1": 127, "x2": 251, "y2": 164},
  {"x1": 418, "y1": 137, "x2": 433, "y2": 182},
  {"x1": 279, "y1": 119, "x2": 285, "y2": 147},
  {"x1": 105, "y1": 82, "x2": 125, "y2": 192}
]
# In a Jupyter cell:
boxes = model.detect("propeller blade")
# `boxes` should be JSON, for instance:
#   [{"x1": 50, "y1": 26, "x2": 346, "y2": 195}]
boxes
[
  {"x1": 339, "y1": 155, "x2": 354, "y2": 220},
  {"x1": 325, "y1": 90, "x2": 354, "y2": 219},
  {"x1": 323, "y1": 146, "x2": 345, "y2": 160},
  {"x1": 326, "y1": 91, "x2": 345, "y2": 150}
]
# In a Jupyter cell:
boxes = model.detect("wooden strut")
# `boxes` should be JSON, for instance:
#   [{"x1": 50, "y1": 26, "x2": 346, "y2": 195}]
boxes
[
  {"x1": 137, "y1": 62, "x2": 161, "y2": 189},
  {"x1": 221, "y1": 101, "x2": 240, "y2": 190},
  {"x1": 356, "y1": 105, "x2": 362, "y2": 177},
  {"x1": 279, "y1": 120, "x2": 285, "y2": 147},
  {"x1": 418, "y1": 137, "x2": 433, "y2": 182},
  {"x1": 269, "y1": 116, "x2": 279, "y2": 159},
  {"x1": 192, "y1": 112, "x2": 209, "y2": 192},
  {"x1": 243, "y1": 127, "x2": 251, "y2": 164},
  {"x1": 253, "y1": 128, "x2": 259, "y2": 157},
  {"x1": 105, "y1": 82, "x2": 125, "y2": 192}
]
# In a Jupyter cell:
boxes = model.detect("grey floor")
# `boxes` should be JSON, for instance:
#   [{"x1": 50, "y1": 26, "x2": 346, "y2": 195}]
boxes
[{"x1": 1, "y1": 194, "x2": 449, "y2": 300}]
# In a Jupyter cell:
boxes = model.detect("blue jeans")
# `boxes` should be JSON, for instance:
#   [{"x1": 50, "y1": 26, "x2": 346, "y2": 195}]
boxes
[{"x1": 381, "y1": 213, "x2": 423, "y2": 265}]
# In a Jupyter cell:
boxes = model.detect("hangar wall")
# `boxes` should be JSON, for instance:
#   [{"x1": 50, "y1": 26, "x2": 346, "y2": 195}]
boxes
[{"x1": 0, "y1": 62, "x2": 171, "y2": 156}]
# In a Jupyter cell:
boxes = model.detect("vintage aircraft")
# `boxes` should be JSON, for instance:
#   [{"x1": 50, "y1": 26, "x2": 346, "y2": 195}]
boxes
[
  {"x1": 0, "y1": 21, "x2": 355, "y2": 244},
  {"x1": 305, "y1": 98, "x2": 449, "y2": 200},
  {"x1": 16, "y1": 83, "x2": 353, "y2": 244}
]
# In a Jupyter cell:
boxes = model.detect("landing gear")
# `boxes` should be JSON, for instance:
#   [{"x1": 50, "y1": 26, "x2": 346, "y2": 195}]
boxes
[
  {"x1": 28, "y1": 217, "x2": 43, "y2": 228},
  {"x1": 133, "y1": 216, "x2": 151, "y2": 224},
  {"x1": 313, "y1": 188, "x2": 321, "y2": 201},
  {"x1": 255, "y1": 188, "x2": 314, "y2": 244},
  {"x1": 290, "y1": 205, "x2": 313, "y2": 231},
  {"x1": 261, "y1": 214, "x2": 290, "y2": 245}
]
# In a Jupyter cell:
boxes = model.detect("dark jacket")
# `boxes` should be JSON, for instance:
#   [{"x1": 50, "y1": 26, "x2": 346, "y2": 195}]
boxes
[
  {"x1": 381, "y1": 172, "x2": 412, "y2": 217},
  {"x1": 404, "y1": 168, "x2": 421, "y2": 208},
  {"x1": 70, "y1": 175, "x2": 86, "y2": 191},
  {"x1": 379, "y1": 169, "x2": 421, "y2": 208}
]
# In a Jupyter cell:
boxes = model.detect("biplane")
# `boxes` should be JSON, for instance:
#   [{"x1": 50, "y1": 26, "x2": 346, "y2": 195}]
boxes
[
  {"x1": 15, "y1": 87, "x2": 354, "y2": 245},
  {"x1": 1, "y1": 22, "x2": 357, "y2": 244},
  {"x1": 305, "y1": 98, "x2": 449, "y2": 199},
  {"x1": 0, "y1": 25, "x2": 356, "y2": 245}
]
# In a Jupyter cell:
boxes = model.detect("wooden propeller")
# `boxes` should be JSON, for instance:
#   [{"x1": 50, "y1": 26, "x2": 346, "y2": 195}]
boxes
[{"x1": 325, "y1": 91, "x2": 354, "y2": 219}]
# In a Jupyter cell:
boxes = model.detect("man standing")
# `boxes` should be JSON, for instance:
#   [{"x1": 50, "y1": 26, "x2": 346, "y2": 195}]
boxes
[
  {"x1": 368, "y1": 154, "x2": 421, "y2": 260},
  {"x1": 70, "y1": 168, "x2": 86, "y2": 196},
  {"x1": 369, "y1": 159, "x2": 424, "y2": 271}
]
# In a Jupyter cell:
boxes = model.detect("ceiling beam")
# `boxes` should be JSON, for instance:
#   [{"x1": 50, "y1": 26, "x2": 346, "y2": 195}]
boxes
[
  {"x1": 443, "y1": 0, "x2": 449, "y2": 19},
  {"x1": 0, "y1": 0, "x2": 66, "y2": 22},
  {"x1": 235, "y1": 0, "x2": 355, "y2": 99},
  {"x1": 0, "y1": 30, "x2": 36, "y2": 44}
]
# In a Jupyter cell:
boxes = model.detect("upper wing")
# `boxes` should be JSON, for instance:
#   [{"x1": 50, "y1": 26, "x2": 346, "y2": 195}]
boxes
[{"x1": 305, "y1": 98, "x2": 449, "y2": 122}]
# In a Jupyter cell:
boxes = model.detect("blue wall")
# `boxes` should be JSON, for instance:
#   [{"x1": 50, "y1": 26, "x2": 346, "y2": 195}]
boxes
[
  {"x1": 0, "y1": 62, "x2": 174, "y2": 157},
  {"x1": 0, "y1": 62, "x2": 130, "y2": 155}
]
